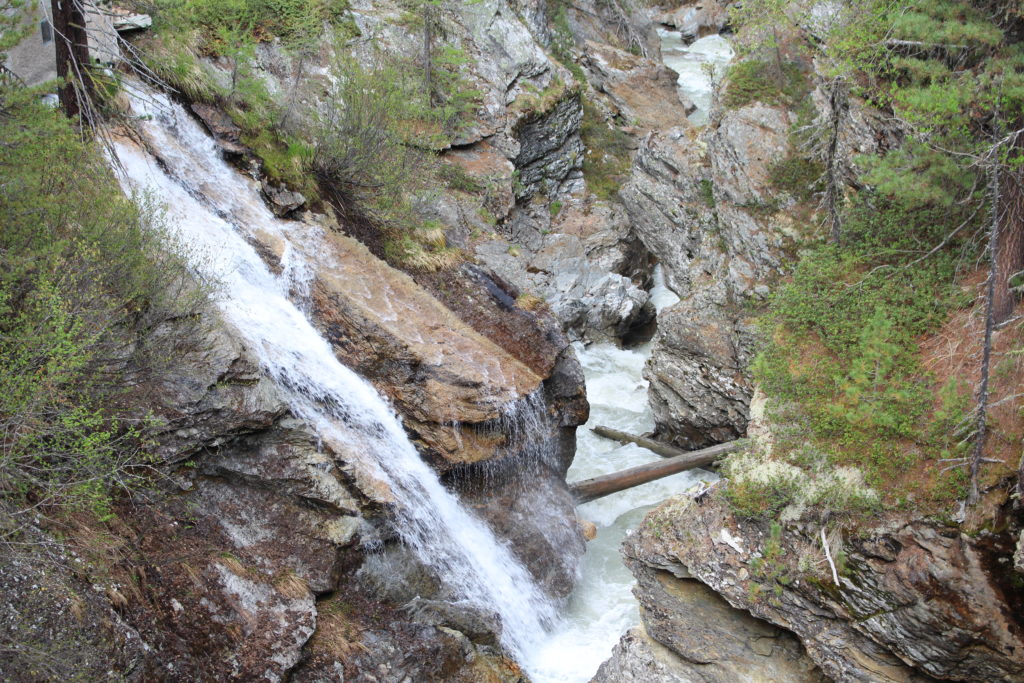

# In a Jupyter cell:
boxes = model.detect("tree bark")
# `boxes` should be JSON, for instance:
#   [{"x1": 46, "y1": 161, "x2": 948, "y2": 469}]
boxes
[
  {"x1": 993, "y1": 129, "x2": 1024, "y2": 324},
  {"x1": 569, "y1": 440, "x2": 744, "y2": 504},
  {"x1": 969, "y1": 148, "x2": 1001, "y2": 504},
  {"x1": 825, "y1": 79, "x2": 848, "y2": 245},
  {"x1": 422, "y1": 1, "x2": 434, "y2": 105},
  {"x1": 592, "y1": 425, "x2": 691, "y2": 458},
  {"x1": 52, "y1": 0, "x2": 91, "y2": 118}
]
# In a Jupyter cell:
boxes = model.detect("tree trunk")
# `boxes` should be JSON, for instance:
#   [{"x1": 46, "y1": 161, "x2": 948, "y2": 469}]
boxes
[
  {"x1": 569, "y1": 440, "x2": 742, "y2": 504},
  {"x1": 825, "y1": 80, "x2": 848, "y2": 245},
  {"x1": 52, "y1": 0, "x2": 91, "y2": 118},
  {"x1": 592, "y1": 425, "x2": 694, "y2": 459},
  {"x1": 969, "y1": 148, "x2": 1001, "y2": 504},
  {"x1": 993, "y1": 129, "x2": 1024, "y2": 324},
  {"x1": 422, "y1": 2, "x2": 434, "y2": 105}
]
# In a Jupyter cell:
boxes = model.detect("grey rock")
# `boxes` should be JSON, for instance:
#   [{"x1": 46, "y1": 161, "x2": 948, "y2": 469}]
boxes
[
  {"x1": 261, "y1": 180, "x2": 306, "y2": 217},
  {"x1": 656, "y1": 2, "x2": 731, "y2": 43},
  {"x1": 513, "y1": 94, "x2": 585, "y2": 201},
  {"x1": 644, "y1": 298, "x2": 754, "y2": 448},
  {"x1": 620, "y1": 104, "x2": 795, "y2": 446},
  {"x1": 624, "y1": 495, "x2": 1024, "y2": 682}
]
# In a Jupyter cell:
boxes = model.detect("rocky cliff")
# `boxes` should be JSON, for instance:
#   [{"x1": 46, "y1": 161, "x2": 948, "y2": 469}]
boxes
[{"x1": 609, "y1": 490, "x2": 1024, "y2": 682}]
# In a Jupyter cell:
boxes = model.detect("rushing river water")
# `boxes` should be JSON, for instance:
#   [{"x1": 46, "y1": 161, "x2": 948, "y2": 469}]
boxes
[
  {"x1": 659, "y1": 30, "x2": 735, "y2": 125},
  {"x1": 527, "y1": 271, "x2": 717, "y2": 682},
  {"x1": 527, "y1": 27, "x2": 733, "y2": 680}
]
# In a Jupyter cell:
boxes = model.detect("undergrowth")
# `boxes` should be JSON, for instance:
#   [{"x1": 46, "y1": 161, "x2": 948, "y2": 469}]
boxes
[
  {"x1": 738, "y1": 196, "x2": 981, "y2": 518},
  {"x1": 722, "y1": 59, "x2": 809, "y2": 110},
  {"x1": 580, "y1": 98, "x2": 633, "y2": 200},
  {"x1": 0, "y1": 86, "x2": 207, "y2": 523}
]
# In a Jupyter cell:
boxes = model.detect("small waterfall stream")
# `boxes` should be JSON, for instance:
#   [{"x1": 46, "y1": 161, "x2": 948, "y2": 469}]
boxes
[
  {"x1": 112, "y1": 90, "x2": 556, "y2": 668},
  {"x1": 529, "y1": 28, "x2": 733, "y2": 680}
]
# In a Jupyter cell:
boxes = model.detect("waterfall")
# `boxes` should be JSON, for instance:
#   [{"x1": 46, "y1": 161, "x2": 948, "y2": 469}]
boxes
[{"x1": 112, "y1": 89, "x2": 556, "y2": 665}]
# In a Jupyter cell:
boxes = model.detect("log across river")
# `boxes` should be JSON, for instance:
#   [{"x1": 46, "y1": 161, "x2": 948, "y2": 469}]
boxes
[{"x1": 569, "y1": 430, "x2": 746, "y2": 504}]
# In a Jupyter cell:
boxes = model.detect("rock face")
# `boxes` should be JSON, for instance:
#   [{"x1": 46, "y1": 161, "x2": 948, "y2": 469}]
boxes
[
  {"x1": 655, "y1": 1, "x2": 731, "y2": 43},
  {"x1": 621, "y1": 106, "x2": 794, "y2": 447},
  {"x1": 618, "y1": 494, "x2": 1024, "y2": 682}
]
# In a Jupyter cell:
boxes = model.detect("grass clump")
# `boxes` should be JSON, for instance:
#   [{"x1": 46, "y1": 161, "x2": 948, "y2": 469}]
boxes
[
  {"x1": 0, "y1": 87, "x2": 206, "y2": 522},
  {"x1": 722, "y1": 59, "x2": 808, "y2": 110},
  {"x1": 580, "y1": 98, "x2": 633, "y2": 200}
]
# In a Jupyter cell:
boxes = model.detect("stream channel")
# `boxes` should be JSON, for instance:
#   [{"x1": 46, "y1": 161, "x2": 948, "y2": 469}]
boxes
[{"x1": 527, "y1": 29, "x2": 734, "y2": 682}]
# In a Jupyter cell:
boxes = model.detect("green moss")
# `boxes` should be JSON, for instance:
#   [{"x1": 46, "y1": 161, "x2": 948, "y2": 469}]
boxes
[{"x1": 768, "y1": 155, "x2": 824, "y2": 201}]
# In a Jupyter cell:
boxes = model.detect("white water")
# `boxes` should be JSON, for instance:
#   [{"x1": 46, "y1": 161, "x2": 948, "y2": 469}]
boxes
[
  {"x1": 529, "y1": 270, "x2": 718, "y2": 682},
  {"x1": 112, "y1": 90, "x2": 557, "y2": 667},
  {"x1": 659, "y1": 30, "x2": 735, "y2": 126}
]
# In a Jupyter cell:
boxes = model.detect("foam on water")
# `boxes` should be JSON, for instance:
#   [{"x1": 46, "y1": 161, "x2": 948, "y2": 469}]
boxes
[
  {"x1": 112, "y1": 89, "x2": 557, "y2": 668},
  {"x1": 659, "y1": 30, "x2": 735, "y2": 125},
  {"x1": 529, "y1": 268, "x2": 715, "y2": 682}
]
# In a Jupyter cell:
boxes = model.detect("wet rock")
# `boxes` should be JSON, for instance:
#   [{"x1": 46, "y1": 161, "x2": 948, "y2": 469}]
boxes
[
  {"x1": 656, "y1": 1, "x2": 731, "y2": 42},
  {"x1": 402, "y1": 598, "x2": 503, "y2": 647},
  {"x1": 261, "y1": 179, "x2": 306, "y2": 217},
  {"x1": 623, "y1": 495, "x2": 1024, "y2": 682},
  {"x1": 190, "y1": 103, "x2": 246, "y2": 155}
]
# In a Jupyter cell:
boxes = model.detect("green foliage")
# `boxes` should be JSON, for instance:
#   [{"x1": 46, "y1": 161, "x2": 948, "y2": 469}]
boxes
[
  {"x1": 580, "y1": 98, "x2": 633, "y2": 200},
  {"x1": 768, "y1": 155, "x2": 824, "y2": 202},
  {"x1": 722, "y1": 59, "x2": 808, "y2": 110},
  {"x1": 548, "y1": 0, "x2": 586, "y2": 83},
  {"x1": 150, "y1": 0, "x2": 344, "y2": 51},
  {"x1": 0, "y1": 88, "x2": 205, "y2": 520},
  {"x1": 438, "y1": 163, "x2": 485, "y2": 194},
  {"x1": 699, "y1": 179, "x2": 716, "y2": 208}
]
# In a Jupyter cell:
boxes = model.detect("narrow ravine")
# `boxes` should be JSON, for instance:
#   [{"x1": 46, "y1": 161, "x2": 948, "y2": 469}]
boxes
[
  {"x1": 659, "y1": 29, "x2": 735, "y2": 125},
  {"x1": 528, "y1": 26, "x2": 734, "y2": 679},
  {"x1": 528, "y1": 269, "x2": 717, "y2": 682}
]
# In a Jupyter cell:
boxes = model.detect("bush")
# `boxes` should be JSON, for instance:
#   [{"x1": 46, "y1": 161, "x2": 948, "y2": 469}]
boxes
[
  {"x1": 0, "y1": 88, "x2": 205, "y2": 521},
  {"x1": 580, "y1": 99, "x2": 633, "y2": 200},
  {"x1": 722, "y1": 59, "x2": 808, "y2": 110}
]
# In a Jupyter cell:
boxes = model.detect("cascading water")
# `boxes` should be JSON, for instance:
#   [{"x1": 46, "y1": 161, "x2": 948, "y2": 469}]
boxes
[
  {"x1": 527, "y1": 31, "x2": 733, "y2": 679},
  {"x1": 659, "y1": 29, "x2": 735, "y2": 126},
  {"x1": 528, "y1": 268, "x2": 717, "y2": 682},
  {"x1": 111, "y1": 89, "x2": 556, "y2": 667}
]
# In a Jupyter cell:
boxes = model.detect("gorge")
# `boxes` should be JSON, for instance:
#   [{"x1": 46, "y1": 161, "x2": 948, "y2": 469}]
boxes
[{"x1": 2, "y1": 0, "x2": 1023, "y2": 681}]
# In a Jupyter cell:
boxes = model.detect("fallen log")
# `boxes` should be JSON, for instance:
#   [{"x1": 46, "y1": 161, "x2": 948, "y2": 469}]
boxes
[
  {"x1": 591, "y1": 425, "x2": 688, "y2": 458},
  {"x1": 569, "y1": 439, "x2": 746, "y2": 505}
]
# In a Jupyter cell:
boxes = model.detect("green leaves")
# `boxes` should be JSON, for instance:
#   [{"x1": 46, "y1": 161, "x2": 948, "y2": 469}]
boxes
[{"x1": 0, "y1": 86, "x2": 203, "y2": 521}]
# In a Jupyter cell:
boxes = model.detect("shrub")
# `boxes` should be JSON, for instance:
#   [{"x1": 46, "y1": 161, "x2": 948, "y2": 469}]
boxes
[
  {"x1": 0, "y1": 87, "x2": 206, "y2": 521},
  {"x1": 722, "y1": 59, "x2": 808, "y2": 110},
  {"x1": 580, "y1": 98, "x2": 633, "y2": 200}
]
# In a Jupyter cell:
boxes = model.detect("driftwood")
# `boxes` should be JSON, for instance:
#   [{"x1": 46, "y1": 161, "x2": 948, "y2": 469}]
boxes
[
  {"x1": 569, "y1": 440, "x2": 746, "y2": 505},
  {"x1": 591, "y1": 425, "x2": 689, "y2": 458}
]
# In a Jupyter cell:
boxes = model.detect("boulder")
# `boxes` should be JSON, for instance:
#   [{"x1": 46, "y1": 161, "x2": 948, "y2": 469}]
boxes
[
  {"x1": 656, "y1": 1, "x2": 731, "y2": 43},
  {"x1": 581, "y1": 39, "x2": 695, "y2": 130}
]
